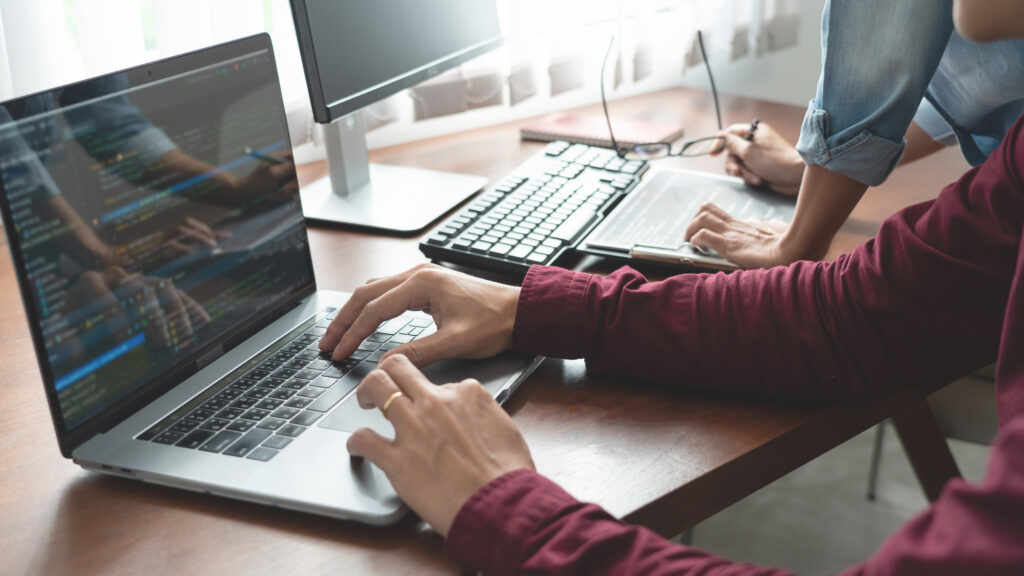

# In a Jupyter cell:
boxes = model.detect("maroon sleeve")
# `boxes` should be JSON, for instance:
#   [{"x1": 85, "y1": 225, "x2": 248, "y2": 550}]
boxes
[
  {"x1": 446, "y1": 416, "x2": 1024, "y2": 576},
  {"x1": 513, "y1": 115, "x2": 1024, "y2": 401},
  {"x1": 445, "y1": 469, "x2": 794, "y2": 576}
]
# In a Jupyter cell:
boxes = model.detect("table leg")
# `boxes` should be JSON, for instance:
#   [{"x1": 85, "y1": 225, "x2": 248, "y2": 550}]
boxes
[{"x1": 891, "y1": 399, "x2": 961, "y2": 502}]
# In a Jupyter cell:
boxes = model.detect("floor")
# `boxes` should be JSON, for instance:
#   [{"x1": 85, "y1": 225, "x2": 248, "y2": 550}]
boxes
[{"x1": 689, "y1": 424, "x2": 992, "y2": 574}]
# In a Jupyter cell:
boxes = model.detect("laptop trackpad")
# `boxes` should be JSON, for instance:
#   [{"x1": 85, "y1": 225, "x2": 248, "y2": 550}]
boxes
[{"x1": 319, "y1": 395, "x2": 396, "y2": 440}]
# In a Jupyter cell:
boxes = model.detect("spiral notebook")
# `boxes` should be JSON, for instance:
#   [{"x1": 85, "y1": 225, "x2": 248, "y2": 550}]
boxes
[{"x1": 520, "y1": 112, "x2": 685, "y2": 148}]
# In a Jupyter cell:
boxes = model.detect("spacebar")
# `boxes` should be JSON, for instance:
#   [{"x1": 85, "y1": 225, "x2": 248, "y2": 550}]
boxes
[
  {"x1": 307, "y1": 363, "x2": 373, "y2": 412},
  {"x1": 550, "y1": 207, "x2": 598, "y2": 242}
]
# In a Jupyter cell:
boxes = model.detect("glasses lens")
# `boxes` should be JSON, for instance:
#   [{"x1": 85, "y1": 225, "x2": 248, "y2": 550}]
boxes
[
  {"x1": 625, "y1": 142, "x2": 670, "y2": 160},
  {"x1": 679, "y1": 136, "x2": 726, "y2": 157}
]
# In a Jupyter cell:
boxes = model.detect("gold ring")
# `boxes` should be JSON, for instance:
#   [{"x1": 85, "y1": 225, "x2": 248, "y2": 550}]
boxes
[{"x1": 380, "y1": 391, "x2": 406, "y2": 419}]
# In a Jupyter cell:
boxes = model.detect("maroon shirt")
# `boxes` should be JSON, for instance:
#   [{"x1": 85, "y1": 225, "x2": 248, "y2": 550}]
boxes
[{"x1": 445, "y1": 115, "x2": 1024, "y2": 575}]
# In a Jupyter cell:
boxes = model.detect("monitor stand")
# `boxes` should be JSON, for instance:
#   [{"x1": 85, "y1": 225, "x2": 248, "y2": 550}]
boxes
[{"x1": 299, "y1": 113, "x2": 486, "y2": 234}]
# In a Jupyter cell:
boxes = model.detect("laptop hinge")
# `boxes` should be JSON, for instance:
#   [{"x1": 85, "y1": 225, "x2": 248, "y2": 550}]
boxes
[{"x1": 195, "y1": 344, "x2": 225, "y2": 371}]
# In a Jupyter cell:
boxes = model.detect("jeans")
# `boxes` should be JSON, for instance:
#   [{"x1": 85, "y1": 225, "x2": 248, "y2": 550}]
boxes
[{"x1": 795, "y1": 0, "x2": 1024, "y2": 186}]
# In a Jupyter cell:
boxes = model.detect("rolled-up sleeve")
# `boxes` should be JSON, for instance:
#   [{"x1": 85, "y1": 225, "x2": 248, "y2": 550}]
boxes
[{"x1": 795, "y1": 0, "x2": 954, "y2": 186}]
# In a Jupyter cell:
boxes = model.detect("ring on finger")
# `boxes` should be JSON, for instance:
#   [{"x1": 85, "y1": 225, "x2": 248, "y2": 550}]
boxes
[{"x1": 380, "y1": 391, "x2": 406, "y2": 419}]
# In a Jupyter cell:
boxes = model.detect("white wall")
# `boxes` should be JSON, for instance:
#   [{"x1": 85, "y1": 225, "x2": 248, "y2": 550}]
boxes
[{"x1": 680, "y1": 0, "x2": 824, "y2": 107}]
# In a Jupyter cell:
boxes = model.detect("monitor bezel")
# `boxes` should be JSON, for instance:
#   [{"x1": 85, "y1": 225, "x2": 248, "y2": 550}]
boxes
[
  {"x1": 289, "y1": 0, "x2": 504, "y2": 124},
  {"x1": 0, "y1": 33, "x2": 318, "y2": 457}
]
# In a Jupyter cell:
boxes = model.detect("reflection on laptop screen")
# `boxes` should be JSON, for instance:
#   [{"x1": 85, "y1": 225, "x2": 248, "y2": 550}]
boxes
[{"x1": 0, "y1": 44, "x2": 312, "y2": 431}]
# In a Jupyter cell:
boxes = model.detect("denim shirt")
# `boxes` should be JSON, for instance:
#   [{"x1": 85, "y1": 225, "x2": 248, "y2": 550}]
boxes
[{"x1": 795, "y1": 0, "x2": 1024, "y2": 186}]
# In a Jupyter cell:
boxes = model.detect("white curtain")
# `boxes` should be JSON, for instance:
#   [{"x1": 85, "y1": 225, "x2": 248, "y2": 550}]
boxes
[{"x1": 0, "y1": 0, "x2": 800, "y2": 151}]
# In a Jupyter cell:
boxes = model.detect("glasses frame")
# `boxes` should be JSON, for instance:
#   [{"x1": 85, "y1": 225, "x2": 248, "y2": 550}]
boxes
[{"x1": 601, "y1": 30, "x2": 724, "y2": 159}]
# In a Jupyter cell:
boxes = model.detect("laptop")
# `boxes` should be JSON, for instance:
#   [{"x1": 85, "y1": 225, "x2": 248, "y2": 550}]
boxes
[
  {"x1": 0, "y1": 34, "x2": 541, "y2": 525},
  {"x1": 577, "y1": 168, "x2": 797, "y2": 271}
]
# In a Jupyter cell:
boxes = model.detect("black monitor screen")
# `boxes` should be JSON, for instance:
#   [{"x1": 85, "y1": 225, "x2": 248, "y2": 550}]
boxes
[
  {"x1": 292, "y1": 0, "x2": 502, "y2": 122},
  {"x1": 0, "y1": 36, "x2": 313, "y2": 433}
]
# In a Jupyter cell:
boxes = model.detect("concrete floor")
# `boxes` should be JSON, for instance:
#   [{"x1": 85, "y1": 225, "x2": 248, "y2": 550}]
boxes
[{"x1": 689, "y1": 425, "x2": 992, "y2": 574}]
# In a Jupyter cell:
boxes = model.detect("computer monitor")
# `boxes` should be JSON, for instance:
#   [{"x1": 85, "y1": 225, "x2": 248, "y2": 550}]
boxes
[{"x1": 290, "y1": 0, "x2": 503, "y2": 233}]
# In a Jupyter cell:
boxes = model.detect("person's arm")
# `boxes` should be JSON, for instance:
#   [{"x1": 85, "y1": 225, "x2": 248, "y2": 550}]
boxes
[
  {"x1": 445, "y1": 413, "x2": 1024, "y2": 576},
  {"x1": 685, "y1": 163, "x2": 866, "y2": 266},
  {"x1": 324, "y1": 117, "x2": 1024, "y2": 403},
  {"x1": 344, "y1": 356, "x2": 1024, "y2": 576},
  {"x1": 688, "y1": 0, "x2": 955, "y2": 268}
]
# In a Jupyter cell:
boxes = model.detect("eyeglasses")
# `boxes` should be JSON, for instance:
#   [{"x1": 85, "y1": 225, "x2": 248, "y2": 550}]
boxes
[{"x1": 601, "y1": 31, "x2": 725, "y2": 160}]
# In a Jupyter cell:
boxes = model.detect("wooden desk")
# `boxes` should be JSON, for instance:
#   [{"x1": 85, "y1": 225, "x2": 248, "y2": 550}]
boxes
[{"x1": 1, "y1": 88, "x2": 970, "y2": 575}]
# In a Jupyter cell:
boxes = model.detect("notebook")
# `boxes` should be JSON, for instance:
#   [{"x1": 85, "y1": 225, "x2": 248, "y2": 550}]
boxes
[{"x1": 520, "y1": 112, "x2": 684, "y2": 148}]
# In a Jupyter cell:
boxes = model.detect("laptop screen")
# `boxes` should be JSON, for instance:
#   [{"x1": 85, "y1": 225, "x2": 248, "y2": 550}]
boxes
[{"x1": 0, "y1": 36, "x2": 314, "y2": 434}]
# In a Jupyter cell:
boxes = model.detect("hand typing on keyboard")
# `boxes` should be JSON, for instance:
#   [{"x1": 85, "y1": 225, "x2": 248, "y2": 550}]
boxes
[{"x1": 319, "y1": 264, "x2": 520, "y2": 367}]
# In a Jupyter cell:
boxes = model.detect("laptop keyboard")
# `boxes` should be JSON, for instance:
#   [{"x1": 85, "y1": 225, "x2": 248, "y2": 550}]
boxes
[{"x1": 138, "y1": 308, "x2": 434, "y2": 462}]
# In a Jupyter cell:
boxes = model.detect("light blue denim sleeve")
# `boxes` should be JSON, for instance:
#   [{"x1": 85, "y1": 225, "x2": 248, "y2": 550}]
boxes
[{"x1": 795, "y1": 0, "x2": 954, "y2": 186}]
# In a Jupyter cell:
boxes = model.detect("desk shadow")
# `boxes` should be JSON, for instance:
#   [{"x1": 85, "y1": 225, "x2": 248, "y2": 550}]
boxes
[{"x1": 31, "y1": 472, "x2": 449, "y2": 576}]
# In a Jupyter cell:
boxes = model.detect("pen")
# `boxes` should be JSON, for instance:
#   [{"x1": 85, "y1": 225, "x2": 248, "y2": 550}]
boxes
[
  {"x1": 743, "y1": 118, "x2": 760, "y2": 141},
  {"x1": 244, "y1": 147, "x2": 287, "y2": 165}
]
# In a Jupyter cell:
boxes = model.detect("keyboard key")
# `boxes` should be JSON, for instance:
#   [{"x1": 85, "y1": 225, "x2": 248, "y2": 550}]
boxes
[
  {"x1": 488, "y1": 243, "x2": 513, "y2": 257},
  {"x1": 170, "y1": 420, "x2": 200, "y2": 434},
  {"x1": 241, "y1": 408, "x2": 271, "y2": 421},
  {"x1": 291, "y1": 411, "x2": 322, "y2": 426},
  {"x1": 199, "y1": 430, "x2": 242, "y2": 453},
  {"x1": 307, "y1": 364, "x2": 369, "y2": 412},
  {"x1": 526, "y1": 252, "x2": 548, "y2": 264},
  {"x1": 306, "y1": 359, "x2": 331, "y2": 371},
  {"x1": 255, "y1": 398, "x2": 284, "y2": 410},
  {"x1": 389, "y1": 334, "x2": 414, "y2": 344},
  {"x1": 200, "y1": 399, "x2": 228, "y2": 411},
  {"x1": 257, "y1": 418, "x2": 288, "y2": 431},
  {"x1": 262, "y1": 435, "x2": 292, "y2": 450},
  {"x1": 176, "y1": 429, "x2": 215, "y2": 449},
  {"x1": 153, "y1": 431, "x2": 184, "y2": 445},
  {"x1": 277, "y1": 424, "x2": 307, "y2": 438},
  {"x1": 216, "y1": 407, "x2": 245, "y2": 420},
  {"x1": 471, "y1": 241, "x2": 493, "y2": 253},
  {"x1": 294, "y1": 369, "x2": 322, "y2": 380},
  {"x1": 268, "y1": 389, "x2": 296, "y2": 400},
  {"x1": 246, "y1": 447, "x2": 278, "y2": 462},
  {"x1": 243, "y1": 387, "x2": 272, "y2": 399},
  {"x1": 366, "y1": 350, "x2": 386, "y2": 363},
  {"x1": 230, "y1": 397, "x2": 258, "y2": 410},
  {"x1": 184, "y1": 408, "x2": 216, "y2": 422},
  {"x1": 550, "y1": 207, "x2": 598, "y2": 242},
  {"x1": 199, "y1": 417, "x2": 232, "y2": 432},
  {"x1": 270, "y1": 407, "x2": 301, "y2": 420},
  {"x1": 281, "y1": 379, "x2": 306, "y2": 391},
  {"x1": 284, "y1": 397, "x2": 313, "y2": 409},
  {"x1": 409, "y1": 317, "x2": 433, "y2": 327},
  {"x1": 297, "y1": 386, "x2": 325, "y2": 398},
  {"x1": 509, "y1": 245, "x2": 533, "y2": 261},
  {"x1": 223, "y1": 428, "x2": 273, "y2": 457},
  {"x1": 227, "y1": 419, "x2": 257, "y2": 433}
]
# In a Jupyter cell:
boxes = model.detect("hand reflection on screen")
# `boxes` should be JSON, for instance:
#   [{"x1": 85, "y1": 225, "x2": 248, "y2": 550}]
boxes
[{"x1": 63, "y1": 266, "x2": 211, "y2": 363}]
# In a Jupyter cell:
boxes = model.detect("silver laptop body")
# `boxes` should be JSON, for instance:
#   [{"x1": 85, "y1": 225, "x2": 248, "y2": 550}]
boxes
[{"x1": 0, "y1": 34, "x2": 539, "y2": 525}]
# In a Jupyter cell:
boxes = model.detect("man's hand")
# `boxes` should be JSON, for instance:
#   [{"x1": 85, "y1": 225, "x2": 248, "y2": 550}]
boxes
[
  {"x1": 684, "y1": 203, "x2": 797, "y2": 269},
  {"x1": 319, "y1": 264, "x2": 520, "y2": 366},
  {"x1": 347, "y1": 354, "x2": 535, "y2": 536},
  {"x1": 713, "y1": 122, "x2": 805, "y2": 196}
]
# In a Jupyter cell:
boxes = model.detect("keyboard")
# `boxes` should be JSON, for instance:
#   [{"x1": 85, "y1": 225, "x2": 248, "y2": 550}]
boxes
[
  {"x1": 419, "y1": 141, "x2": 648, "y2": 274},
  {"x1": 137, "y1": 308, "x2": 434, "y2": 461}
]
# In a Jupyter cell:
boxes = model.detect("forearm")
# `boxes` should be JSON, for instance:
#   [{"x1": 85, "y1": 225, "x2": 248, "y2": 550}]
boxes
[
  {"x1": 899, "y1": 121, "x2": 945, "y2": 166},
  {"x1": 778, "y1": 165, "x2": 867, "y2": 261},
  {"x1": 514, "y1": 122, "x2": 1022, "y2": 400},
  {"x1": 446, "y1": 470, "x2": 793, "y2": 576}
]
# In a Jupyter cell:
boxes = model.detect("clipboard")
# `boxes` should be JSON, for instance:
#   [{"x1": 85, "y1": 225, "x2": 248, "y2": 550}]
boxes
[{"x1": 577, "y1": 168, "x2": 796, "y2": 272}]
